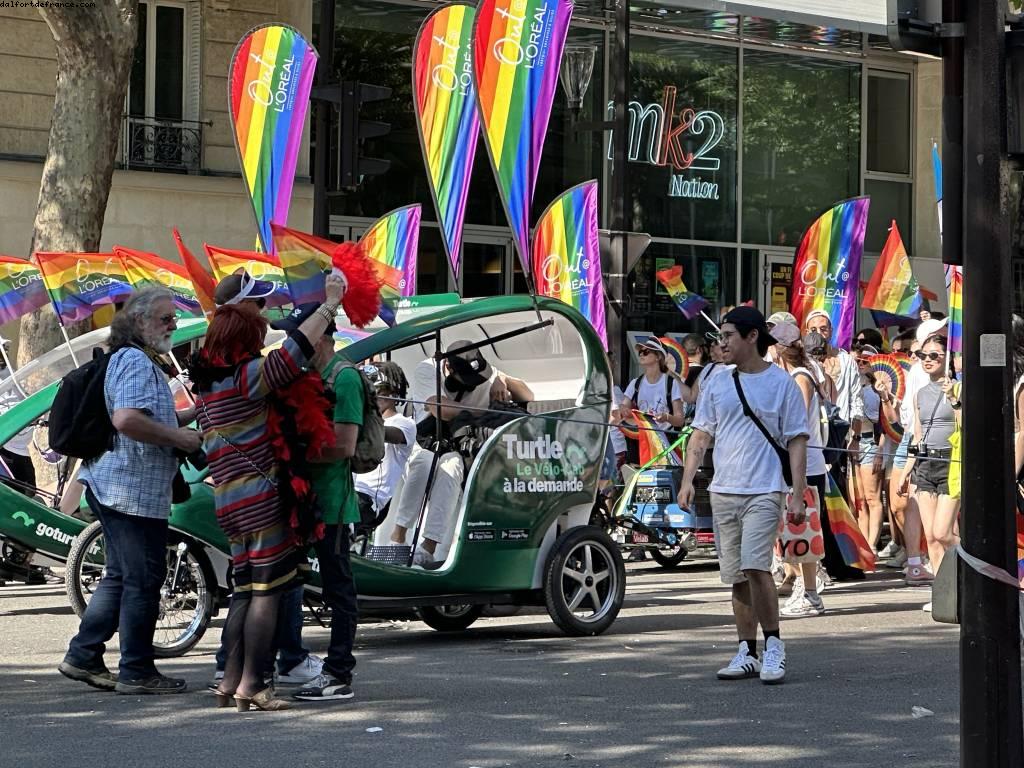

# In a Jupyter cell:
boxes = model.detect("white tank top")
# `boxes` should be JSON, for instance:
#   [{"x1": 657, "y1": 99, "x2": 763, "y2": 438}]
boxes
[{"x1": 790, "y1": 366, "x2": 828, "y2": 477}]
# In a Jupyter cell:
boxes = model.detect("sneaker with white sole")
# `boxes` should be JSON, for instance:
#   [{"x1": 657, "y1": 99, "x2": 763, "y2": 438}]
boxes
[
  {"x1": 716, "y1": 641, "x2": 761, "y2": 680},
  {"x1": 780, "y1": 592, "x2": 825, "y2": 618},
  {"x1": 816, "y1": 564, "x2": 831, "y2": 593},
  {"x1": 922, "y1": 602, "x2": 932, "y2": 612},
  {"x1": 884, "y1": 547, "x2": 908, "y2": 569},
  {"x1": 876, "y1": 540, "x2": 899, "y2": 560},
  {"x1": 783, "y1": 579, "x2": 806, "y2": 609},
  {"x1": 905, "y1": 564, "x2": 934, "y2": 586},
  {"x1": 277, "y1": 654, "x2": 324, "y2": 684},
  {"x1": 293, "y1": 673, "x2": 354, "y2": 701},
  {"x1": 760, "y1": 637, "x2": 787, "y2": 684}
]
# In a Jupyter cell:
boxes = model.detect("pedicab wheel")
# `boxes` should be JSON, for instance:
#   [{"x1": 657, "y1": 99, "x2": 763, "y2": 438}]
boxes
[
  {"x1": 543, "y1": 526, "x2": 626, "y2": 636},
  {"x1": 65, "y1": 521, "x2": 215, "y2": 657},
  {"x1": 418, "y1": 604, "x2": 484, "y2": 632},
  {"x1": 649, "y1": 544, "x2": 687, "y2": 568}
]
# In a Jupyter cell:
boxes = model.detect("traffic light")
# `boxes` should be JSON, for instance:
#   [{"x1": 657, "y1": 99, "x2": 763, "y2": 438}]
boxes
[
  {"x1": 886, "y1": 0, "x2": 943, "y2": 56},
  {"x1": 311, "y1": 80, "x2": 392, "y2": 191}
]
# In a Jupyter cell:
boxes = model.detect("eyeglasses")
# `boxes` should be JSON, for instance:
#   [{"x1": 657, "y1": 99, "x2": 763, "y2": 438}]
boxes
[
  {"x1": 915, "y1": 350, "x2": 945, "y2": 361},
  {"x1": 157, "y1": 314, "x2": 176, "y2": 326}
]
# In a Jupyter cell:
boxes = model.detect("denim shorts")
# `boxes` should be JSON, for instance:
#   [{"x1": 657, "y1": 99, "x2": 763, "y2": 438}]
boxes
[
  {"x1": 913, "y1": 455, "x2": 950, "y2": 495},
  {"x1": 893, "y1": 429, "x2": 912, "y2": 470},
  {"x1": 857, "y1": 435, "x2": 878, "y2": 466}
]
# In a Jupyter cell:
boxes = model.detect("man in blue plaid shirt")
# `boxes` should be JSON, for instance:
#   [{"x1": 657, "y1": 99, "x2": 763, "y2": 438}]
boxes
[{"x1": 60, "y1": 288, "x2": 202, "y2": 695}]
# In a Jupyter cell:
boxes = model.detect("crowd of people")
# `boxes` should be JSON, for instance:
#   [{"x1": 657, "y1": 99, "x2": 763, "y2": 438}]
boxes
[
  {"x1": 55, "y1": 266, "x2": 536, "y2": 710},
  {"x1": 599, "y1": 301, "x2": 964, "y2": 684}
]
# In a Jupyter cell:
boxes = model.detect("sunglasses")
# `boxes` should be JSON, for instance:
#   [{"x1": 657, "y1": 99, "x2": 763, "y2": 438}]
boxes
[
  {"x1": 638, "y1": 348, "x2": 654, "y2": 356},
  {"x1": 915, "y1": 350, "x2": 945, "y2": 361}
]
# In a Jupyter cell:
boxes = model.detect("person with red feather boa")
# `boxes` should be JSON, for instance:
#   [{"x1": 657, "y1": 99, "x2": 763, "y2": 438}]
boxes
[{"x1": 192, "y1": 272, "x2": 346, "y2": 712}]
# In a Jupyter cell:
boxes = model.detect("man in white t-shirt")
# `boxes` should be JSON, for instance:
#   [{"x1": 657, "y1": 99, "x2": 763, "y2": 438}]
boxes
[
  {"x1": 678, "y1": 306, "x2": 809, "y2": 685},
  {"x1": 354, "y1": 362, "x2": 417, "y2": 521},
  {"x1": 393, "y1": 340, "x2": 533, "y2": 567}
]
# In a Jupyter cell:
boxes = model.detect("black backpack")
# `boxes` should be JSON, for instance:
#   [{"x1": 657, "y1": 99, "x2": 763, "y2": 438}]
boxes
[{"x1": 49, "y1": 348, "x2": 114, "y2": 460}]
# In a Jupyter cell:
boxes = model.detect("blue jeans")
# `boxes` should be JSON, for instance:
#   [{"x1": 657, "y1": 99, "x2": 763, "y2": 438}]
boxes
[
  {"x1": 65, "y1": 488, "x2": 168, "y2": 680},
  {"x1": 214, "y1": 583, "x2": 307, "y2": 675},
  {"x1": 315, "y1": 524, "x2": 358, "y2": 683}
]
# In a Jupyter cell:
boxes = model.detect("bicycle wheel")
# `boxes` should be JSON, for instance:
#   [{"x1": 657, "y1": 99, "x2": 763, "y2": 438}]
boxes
[{"x1": 65, "y1": 522, "x2": 215, "y2": 657}]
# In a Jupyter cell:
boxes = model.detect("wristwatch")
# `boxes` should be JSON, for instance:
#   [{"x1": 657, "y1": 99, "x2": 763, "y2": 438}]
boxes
[{"x1": 950, "y1": 399, "x2": 962, "y2": 410}]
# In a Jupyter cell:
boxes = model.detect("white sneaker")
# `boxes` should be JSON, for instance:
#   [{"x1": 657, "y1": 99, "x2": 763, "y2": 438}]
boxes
[
  {"x1": 884, "y1": 546, "x2": 908, "y2": 569},
  {"x1": 781, "y1": 592, "x2": 825, "y2": 618},
  {"x1": 876, "y1": 540, "x2": 899, "y2": 559},
  {"x1": 783, "y1": 579, "x2": 806, "y2": 609},
  {"x1": 278, "y1": 654, "x2": 324, "y2": 684},
  {"x1": 716, "y1": 641, "x2": 761, "y2": 680},
  {"x1": 760, "y1": 637, "x2": 787, "y2": 684},
  {"x1": 816, "y1": 564, "x2": 831, "y2": 593}
]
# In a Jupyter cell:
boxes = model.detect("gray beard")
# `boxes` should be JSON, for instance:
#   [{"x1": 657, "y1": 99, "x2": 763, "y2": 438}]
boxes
[{"x1": 147, "y1": 335, "x2": 173, "y2": 354}]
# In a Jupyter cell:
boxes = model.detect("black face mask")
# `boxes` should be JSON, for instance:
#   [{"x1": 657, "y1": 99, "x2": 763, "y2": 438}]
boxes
[{"x1": 444, "y1": 373, "x2": 477, "y2": 394}]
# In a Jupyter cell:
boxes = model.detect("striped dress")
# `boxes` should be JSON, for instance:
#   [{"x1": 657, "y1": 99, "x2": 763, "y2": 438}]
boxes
[{"x1": 194, "y1": 336, "x2": 309, "y2": 539}]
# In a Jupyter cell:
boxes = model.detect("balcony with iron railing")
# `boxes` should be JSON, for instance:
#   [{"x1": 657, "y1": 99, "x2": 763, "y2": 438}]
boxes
[{"x1": 120, "y1": 115, "x2": 206, "y2": 174}]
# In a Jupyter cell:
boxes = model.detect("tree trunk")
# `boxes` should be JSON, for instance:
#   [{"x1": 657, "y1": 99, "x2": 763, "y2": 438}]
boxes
[{"x1": 18, "y1": 2, "x2": 140, "y2": 367}]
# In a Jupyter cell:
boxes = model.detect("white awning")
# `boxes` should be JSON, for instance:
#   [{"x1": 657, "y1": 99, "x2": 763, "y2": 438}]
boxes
[{"x1": 658, "y1": 0, "x2": 888, "y2": 34}]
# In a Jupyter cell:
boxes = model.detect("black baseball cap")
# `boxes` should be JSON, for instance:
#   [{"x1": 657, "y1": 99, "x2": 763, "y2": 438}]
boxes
[
  {"x1": 270, "y1": 303, "x2": 335, "y2": 337},
  {"x1": 446, "y1": 339, "x2": 492, "y2": 388},
  {"x1": 721, "y1": 305, "x2": 777, "y2": 345}
]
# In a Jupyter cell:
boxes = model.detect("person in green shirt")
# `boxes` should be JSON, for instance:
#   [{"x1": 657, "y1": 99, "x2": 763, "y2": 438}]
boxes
[{"x1": 271, "y1": 303, "x2": 363, "y2": 701}]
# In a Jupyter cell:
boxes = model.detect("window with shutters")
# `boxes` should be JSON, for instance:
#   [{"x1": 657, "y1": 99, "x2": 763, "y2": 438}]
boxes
[{"x1": 122, "y1": 0, "x2": 203, "y2": 173}]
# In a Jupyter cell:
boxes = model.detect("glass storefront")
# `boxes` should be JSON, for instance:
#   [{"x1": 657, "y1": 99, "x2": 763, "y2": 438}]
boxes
[{"x1": 315, "y1": 1, "x2": 918, "y2": 339}]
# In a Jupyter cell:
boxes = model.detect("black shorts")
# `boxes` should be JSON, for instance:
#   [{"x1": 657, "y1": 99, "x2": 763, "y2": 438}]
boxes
[{"x1": 913, "y1": 456, "x2": 950, "y2": 496}]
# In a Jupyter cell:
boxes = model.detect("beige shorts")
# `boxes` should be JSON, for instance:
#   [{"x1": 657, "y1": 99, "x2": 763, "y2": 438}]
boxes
[{"x1": 711, "y1": 492, "x2": 785, "y2": 584}]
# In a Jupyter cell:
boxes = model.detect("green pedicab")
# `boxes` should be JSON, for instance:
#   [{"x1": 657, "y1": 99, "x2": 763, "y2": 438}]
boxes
[{"x1": 0, "y1": 296, "x2": 624, "y2": 654}]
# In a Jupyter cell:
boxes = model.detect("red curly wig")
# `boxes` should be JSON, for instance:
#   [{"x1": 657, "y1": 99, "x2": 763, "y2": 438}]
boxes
[{"x1": 201, "y1": 305, "x2": 269, "y2": 366}]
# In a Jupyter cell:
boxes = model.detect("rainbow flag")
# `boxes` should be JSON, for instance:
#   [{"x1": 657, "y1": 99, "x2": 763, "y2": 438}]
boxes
[
  {"x1": 655, "y1": 265, "x2": 708, "y2": 320},
  {"x1": 0, "y1": 256, "x2": 49, "y2": 325},
  {"x1": 413, "y1": 3, "x2": 478, "y2": 281},
  {"x1": 114, "y1": 246, "x2": 202, "y2": 317},
  {"x1": 631, "y1": 410, "x2": 682, "y2": 467},
  {"x1": 228, "y1": 24, "x2": 318, "y2": 252},
  {"x1": 34, "y1": 252, "x2": 133, "y2": 323},
  {"x1": 473, "y1": 0, "x2": 573, "y2": 278},
  {"x1": 862, "y1": 221, "x2": 923, "y2": 319},
  {"x1": 173, "y1": 228, "x2": 217, "y2": 317},
  {"x1": 359, "y1": 205, "x2": 420, "y2": 299},
  {"x1": 271, "y1": 223, "x2": 333, "y2": 305},
  {"x1": 823, "y1": 473, "x2": 875, "y2": 571},
  {"x1": 946, "y1": 264, "x2": 963, "y2": 356},
  {"x1": 204, "y1": 244, "x2": 291, "y2": 308},
  {"x1": 532, "y1": 181, "x2": 606, "y2": 347},
  {"x1": 334, "y1": 327, "x2": 374, "y2": 349},
  {"x1": 789, "y1": 196, "x2": 870, "y2": 349}
]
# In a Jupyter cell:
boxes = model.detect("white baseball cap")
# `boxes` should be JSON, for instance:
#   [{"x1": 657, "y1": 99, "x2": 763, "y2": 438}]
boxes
[{"x1": 915, "y1": 317, "x2": 949, "y2": 344}]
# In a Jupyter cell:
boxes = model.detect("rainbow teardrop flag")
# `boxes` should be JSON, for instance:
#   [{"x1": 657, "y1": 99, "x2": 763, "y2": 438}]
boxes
[
  {"x1": 413, "y1": 3, "x2": 479, "y2": 281},
  {"x1": 655, "y1": 265, "x2": 709, "y2": 320},
  {"x1": 0, "y1": 256, "x2": 49, "y2": 325},
  {"x1": 473, "y1": 0, "x2": 573, "y2": 280},
  {"x1": 34, "y1": 252, "x2": 133, "y2": 323},
  {"x1": 946, "y1": 264, "x2": 963, "y2": 356},
  {"x1": 359, "y1": 206, "x2": 421, "y2": 326},
  {"x1": 113, "y1": 246, "x2": 202, "y2": 317},
  {"x1": 204, "y1": 244, "x2": 291, "y2": 308},
  {"x1": 789, "y1": 196, "x2": 870, "y2": 350},
  {"x1": 631, "y1": 410, "x2": 682, "y2": 467},
  {"x1": 823, "y1": 473, "x2": 875, "y2": 571},
  {"x1": 271, "y1": 223, "x2": 333, "y2": 306},
  {"x1": 862, "y1": 221, "x2": 923, "y2": 319},
  {"x1": 173, "y1": 228, "x2": 217, "y2": 317},
  {"x1": 532, "y1": 181, "x2": 606, "y2": 347},
  {"x1": 228, "y1": 24, "x2": 318, "y2": 252}
]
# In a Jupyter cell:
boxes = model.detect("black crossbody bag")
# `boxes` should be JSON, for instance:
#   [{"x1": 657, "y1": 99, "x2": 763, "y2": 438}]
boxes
[{"x1": 732, "y1": 369, "x2": 793, "y2": 486}]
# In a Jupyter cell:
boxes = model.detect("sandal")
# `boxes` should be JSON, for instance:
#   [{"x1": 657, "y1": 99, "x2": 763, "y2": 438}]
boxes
[
  {"x1": 213, "y1": 689, "x2": 233, "y2": 708},
  {"x1": 235, "y1": 687, "x2": 292, "y2": 712}
]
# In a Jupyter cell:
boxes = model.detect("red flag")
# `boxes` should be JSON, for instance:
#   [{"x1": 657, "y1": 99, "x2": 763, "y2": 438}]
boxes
[{"x1": 173, "y1": 228, "x2": 217, "y2": 317}]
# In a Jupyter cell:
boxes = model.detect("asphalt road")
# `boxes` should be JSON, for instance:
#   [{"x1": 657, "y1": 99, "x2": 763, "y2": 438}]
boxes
[{"x1": 0, "y1": 558, "x2": 956, "y2": 768}]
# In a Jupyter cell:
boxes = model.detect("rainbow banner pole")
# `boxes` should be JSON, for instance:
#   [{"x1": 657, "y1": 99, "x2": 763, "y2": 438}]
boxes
[
  {"x1": 228, "y1": 24, "x2": 318, "y2": 253},
  {"x1": 472, "y1": 0, "x2": 574, "y2": 289},
  {"x1": 412, "y1": 2, "x2": 479, "y2": 285}
]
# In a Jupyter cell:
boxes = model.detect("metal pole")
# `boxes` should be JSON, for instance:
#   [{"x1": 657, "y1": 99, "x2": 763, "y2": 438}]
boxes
[
  {"x1": 943, "y1": 0, "x2": 964, "y2": 268},
  {"x1": 609, "y1": 0, "x2": 631, "y2": 385},
  {"x1": 312, "y1": 0, "x2": 335, "y2": 238},
  {"x1": 959, "y1": 0, "x2": 1023, "y2": 765}
]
